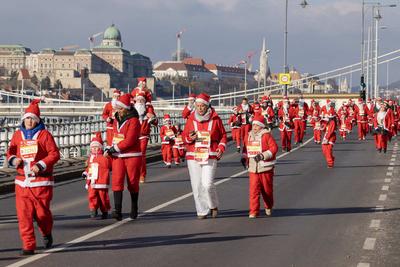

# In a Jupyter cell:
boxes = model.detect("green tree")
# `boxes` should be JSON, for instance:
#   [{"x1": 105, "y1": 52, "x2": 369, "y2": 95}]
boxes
[{"x1": 31, "y1": 74, "x2": 39, "y2": 86}]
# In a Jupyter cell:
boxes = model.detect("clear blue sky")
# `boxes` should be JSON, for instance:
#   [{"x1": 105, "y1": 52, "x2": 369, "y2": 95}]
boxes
[{"x1": 1, "y1": 0, "x2": 399, "y2": 85}]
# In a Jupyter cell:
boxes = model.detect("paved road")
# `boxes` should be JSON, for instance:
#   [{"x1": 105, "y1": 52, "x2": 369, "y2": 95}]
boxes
[{"x1": 0, "y1": 129, "x2": 399, "y2": 267}]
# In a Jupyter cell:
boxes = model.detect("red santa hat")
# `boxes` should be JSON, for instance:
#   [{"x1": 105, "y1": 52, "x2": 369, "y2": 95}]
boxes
[
  {"x1": 261, "y1": 95, "x2": 270, "y2": 102},
  {"x1": 358, "y1": 98, "x2": 363, "y2": 103},
  {"x1": 195, "y1": 93, "x2": 211, "y2": 105},
  {"x1": 113, "y1": 89, "x2": 121, "y2": 96},
  {"x1": 188, "y1": 93, "x2": 196, "y2": 100},
  {"x1": 90, "y1": 132, "x2": 104, "y2": 148},
  {"x1": 252, "y1": 114, "x2": 266, "y2": 128},
  {"x1": 23, "y1": 99, "x2": 41, "y2": 123},
  {"x1": 112, "y1": 94, "x2": 132, "y2": 109},
  {"x1": 163, "y1": 114, "x2": 171, "y2": 121},
  {"x1": 138, "y1": 77, "x2": 147, "y2": 83}
]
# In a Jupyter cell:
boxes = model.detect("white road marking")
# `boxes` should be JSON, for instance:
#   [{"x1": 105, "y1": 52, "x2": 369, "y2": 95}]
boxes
[
  {"x1": 386, "y1": 172, "x2": 393, "y2": 177},
  {"x1": 388, "y1": 166, "x2": 394, "y2": 171},
  {"x1": 389, "y1": 162, "x2": 395, "y2": 166},
  {"x1": 384, "y1": 178, "x2": 392, "y2": 183},
  {"x1": 357, "y1": 263, "x2": 370, "y2": 267},
  {"x1": 391, "y1": 158, "x2": 396, "y2": 162},
  {"x1": 5, "y1": 137, "x2": 315, "y2": 267},
  {"x1": 369, "y1": 219, "x2": 380, "y2": 229},
  {"x1": 363, "y1": 238, "x2": 376, "y2": 250},
  {"x1": 379, "y1": 194, "x2": 387, "y2": 201},
  {"x1": 381, "y1": 185, "x2": 389, "y2": 191}
]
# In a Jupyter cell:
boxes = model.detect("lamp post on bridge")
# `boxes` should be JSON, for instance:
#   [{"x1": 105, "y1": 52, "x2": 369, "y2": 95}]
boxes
[{"x1": 283, "y1": 0, "x2": 309, "y2": 97}]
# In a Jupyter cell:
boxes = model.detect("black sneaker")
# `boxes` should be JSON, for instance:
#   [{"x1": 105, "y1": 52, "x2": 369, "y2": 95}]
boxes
[
  {"x1": 101, "y1": 212, "x2": 108, "y2": 219},
  {"x1": 43, "y1": 234, "x2": 53, "y2": 249},
  {"x1": 112, "y1": 210, "x2": 122, "y2": 221},
  {"x1": 236, "y1": 147, "x2": 241, "y2": 153},
  {"x1": 20, "y1": 250, "x2": 34, "y2": 256}
]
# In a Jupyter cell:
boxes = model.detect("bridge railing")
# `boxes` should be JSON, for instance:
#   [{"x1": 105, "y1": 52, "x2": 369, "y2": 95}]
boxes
[{"x1": 0, "y1": 111, "x2": 231, "y2": 168}]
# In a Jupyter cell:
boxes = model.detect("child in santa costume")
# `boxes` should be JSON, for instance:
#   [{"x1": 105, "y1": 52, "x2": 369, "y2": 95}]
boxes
[
  {"x1": 172, "y1": 123, "x2": 185, "y2": 164},
  {"x1": 241, "y1": 115, "x2": 278, "y2": 218},
  {"x1": 278, "y1": 97, "x2": 295, "y2": 152},
  {"x1": 321, "y1": 104, "x2": 337, "y2": 168},
  {"x1": 228, "y1": 106, "x2": 242, "y2": 152},
  {"x1": 309, "y1": 100, "x2": 322, "y2": 144},
  {"x1": 160, "y1": 114, "x2": 178, "y2": 168},
  {"x1": 356, "y1": 98, "x2": 369, "y2": 140},
  {"x1": 104, "y1": 94, "x2": 142, "y2": 221},
  {"x1": 237, "y1": 97, "x2": 253, "y2": 148},
  {"x1": 6, "y1": 99, "x2": 60, "y2": 255},
  {"x1": 183, "y1": 93, "x2": 227, "y2": 219},
  {"x1": 83, "y1": 132, "x2": 111, "y2": 219}
]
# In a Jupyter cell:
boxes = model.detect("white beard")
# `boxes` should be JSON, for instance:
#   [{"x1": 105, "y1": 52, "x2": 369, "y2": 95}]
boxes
[{"x1": 135, "y1": 103, "x2": 146, "y2": 120}]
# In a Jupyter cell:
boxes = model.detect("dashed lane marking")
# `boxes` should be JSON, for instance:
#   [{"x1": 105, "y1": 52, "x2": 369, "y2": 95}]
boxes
[
  {"x1": 357, "y1": 263, "x2": 370, "y2": 267},
  {"x1": 386, "y1": 172, "x2": 393, "y2": 177},
  {"x1": 369, "y1": 219, "x2": 380, "y2": 229},
  {"x1": 388, "y1": 166, "x2": 394, "y2": 171},
  {"x1": 363, "y1": 238, "x2": 376, "y2": 250},
  {"x1": 379, "y1": 194, "x2": 387, "y2": 201},
  {"x1": 381, "y1": 185, "x2": 389, "y2": 191}
]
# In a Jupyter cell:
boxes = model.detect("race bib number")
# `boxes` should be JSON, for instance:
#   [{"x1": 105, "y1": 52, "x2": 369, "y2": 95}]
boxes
[
  {"x1": 88, "y1": 163, "x2": 99, "y2": 181},
  {"x1": 195, "y1": 131, "x2": 211, "y2": 148},
  {"x1": 315, "y1": 122, "x2": 321, "y2": 128},
  {"x1": 194, "y1": 147, "x2": 209, "y2": 164},
  {"x1": 166, "y1": 129, "x2": 175, "y2": 138},
  {"x1": 20, "y1": 140, "x2": 38, "y2": 160},
  {"x1": 247, "y1": 141, "x2": 261, "y2": 158},
  {"x1": 299, "y1": 110, "x2": 304, "y2": 117},
  {"x1": 112, "y1": 133, "x2": 124, "y2": 145},
  {"x1": 175, "y1": 135, "x2": 183, "y2": 145}
]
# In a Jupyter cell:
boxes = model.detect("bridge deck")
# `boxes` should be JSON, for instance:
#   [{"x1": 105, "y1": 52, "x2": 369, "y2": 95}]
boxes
[{"x1": 0, "y1": 130, "x2": 399, "y2": 267}]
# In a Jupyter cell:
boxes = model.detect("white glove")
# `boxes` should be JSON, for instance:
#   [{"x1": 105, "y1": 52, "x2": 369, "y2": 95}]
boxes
[{"x1": 85, "y1": 184, "x2": 89, "y2": 190}]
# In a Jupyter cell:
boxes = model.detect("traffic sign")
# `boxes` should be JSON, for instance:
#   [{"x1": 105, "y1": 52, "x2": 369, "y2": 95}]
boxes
[{"x1": 279, "y1": 73, "x2": 291, "y2": 85}]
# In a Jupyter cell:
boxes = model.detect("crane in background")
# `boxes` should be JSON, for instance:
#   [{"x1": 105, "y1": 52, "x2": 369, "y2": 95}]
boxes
[{"x1": 89, "y1": 32, "x2": 103, "y2": 49}]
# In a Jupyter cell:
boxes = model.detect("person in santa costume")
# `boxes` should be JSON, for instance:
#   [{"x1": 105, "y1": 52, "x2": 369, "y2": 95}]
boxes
[
  {"x1": 373, "y1": 104, "x2": 392, "y2": 153},
  {"x1": 241, "y1": 114, "x2": 278, "y2": 218},
  {"x1": 182, "y1": 93, "x2": 197, "y2": 120},
  {"x1": 237, "y1": 97, "x2": 253, "y2": 148},
  {"x1": 387, "y1": 100, "x2": 397, "y2": 139},
  {"x1": 160, "y1": 114, "x2": 178, "y2": 168},
  {"x1": 260, "y1": 96, "x2": 275, "y2": 130},
  {"x1": 133, "y1": 91, "x2": 158, "y2": 183},
  {"x1": 228, "y1": 106, "x2": 242, "y2": 152},
  {"x1": 104, "y1": 94, "x2": 142, "y2": 221},
  {"x1": 366, "y1": 98, "x2": 374, "y2": 133},
  {"x1": 102, "y1": 89, "x2": 121, "y2": 147},
  {"x1": 278, "y1": 97, "x2": 295, "y2": 152},
  {"x1": 356, "y1": 98, "x2": 369, "y2": 140},
  {"x1": 338, "y1": 104, "x2": 350, "y2": 140},
  {"x1": 321, "y1": 103, "x2": 337, "y2": 168},
  {"x1": 82, "y1": 132, "x2": 111, "y2": 219},
  {"x1": 173, "y1": 123, "x2": 186, "y2": 163},
  {"x1": 309, "y1": 100, "x2": 323, "y2": 144},
  {"x1": 252, "y1": 101, "x2": 262, "y2": 116},
  {"x1": 292, "y1": 99, "x2": 308, "y2": 145},
  {"x1": 183, "y1": 93, "x2": 227, "y2": 219},
  {"x1": 6, "y1": 99, "x2": 60, "y2": 255},
  {"x1": 131, "y1": 77, "x2": 153, "y2": 103}
]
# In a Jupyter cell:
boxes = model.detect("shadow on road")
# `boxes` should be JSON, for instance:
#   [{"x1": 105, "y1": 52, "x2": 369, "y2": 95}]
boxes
[{"x1": 51, "y1": 232, "x2": 273, "y2": 253}]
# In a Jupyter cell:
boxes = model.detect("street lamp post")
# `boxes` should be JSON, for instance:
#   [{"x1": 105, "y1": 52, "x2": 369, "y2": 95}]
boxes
[
  {"x1": 373, "y1": 7, "x2": 381, "y2": 98},
  {"x1": 283, "y1": 0, "x2": 309, "y2": 97}
]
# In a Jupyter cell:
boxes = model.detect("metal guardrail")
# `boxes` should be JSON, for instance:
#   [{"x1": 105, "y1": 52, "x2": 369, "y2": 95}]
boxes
[{"x1": 0, "y1": 111, "x2": 231, "y2": 168}]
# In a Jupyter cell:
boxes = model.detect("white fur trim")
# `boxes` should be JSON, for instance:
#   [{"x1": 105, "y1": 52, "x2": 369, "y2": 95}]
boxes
[
  {"x1": 22, "y1": 113, "x2": 40, "y2": 123},
  {"x1": 37, "y1": 160, "x2": 47, "y2": 171},
  {"x1": 113, "y1": 100, "x2": 130, "y2": 110},
  {"x1": 90, "y1": 141, "x2": 103, "y2": 148},
  {"x1": 252, "y1": 121, "x2": 265, "y2": 128},
  {"x1": 195, "y1": 98, "x2": 209, "y2": 105}
]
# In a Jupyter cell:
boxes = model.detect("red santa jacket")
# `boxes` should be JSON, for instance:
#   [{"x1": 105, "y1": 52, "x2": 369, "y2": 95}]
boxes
[
  {"x1": 182, "y1": 105, "x2": 194, "y2": 120},
  {"x1": 228, "y1": 114, "x2": 241, "y2": 129},
  {"x1": 261, "y1": 106, "x2": 275, "y2": 124},
  {"x1": 84, "y1": 154, "x2": 111, "y2": 189},
  {"x1": 160, "y1": 125, "x2": 178, "y2": 145},
  {"x1": 278, "y1": 106, "x2": 295, "y2": 131},
  {"x1": 102, "y1": 102, "x2": 114, "y2": 130},
  {"x1": 112, "y1": 112, "x2": 142, "y2": 158},
  {"x1": 139, "y1": 104, "x2": 158, "y2": 139},
  {"x1": 322, "y1": 119, "x2": 337, "y2": 145},
  {"x1": 374, "y1": 111, "x2": 392, "y2": 131},
  {"x1": 309, "y1": 106, "x2": 323, "y2": 130},
  {"x1": 242, "y1": 129, "x2": 278, "y2": 173},
  {"x1": 356, "y1": 104, "x2": 369, "y2": 123},
  {"x1": 293, "y1": 105, "x2": 308, "y2": 121},
  {"x1": 183, "y1": 109, "x2": 227, "y2": 160},
  {"x1": 7, "y1": 129, "x2": 60, "y2": 188}
]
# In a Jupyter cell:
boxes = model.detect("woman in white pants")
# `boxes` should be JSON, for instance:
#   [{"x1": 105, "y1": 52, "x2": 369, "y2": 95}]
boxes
[{"x1": 183, "y1": 93, "x2": 227, "y2": 219}]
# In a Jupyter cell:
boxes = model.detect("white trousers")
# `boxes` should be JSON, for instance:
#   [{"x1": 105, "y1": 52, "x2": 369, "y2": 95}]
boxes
[{"x1": 187, "y1": 159, "x2": 219, "y2": 216}]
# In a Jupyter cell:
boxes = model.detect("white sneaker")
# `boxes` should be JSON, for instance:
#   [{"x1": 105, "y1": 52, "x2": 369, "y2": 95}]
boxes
[
  {"x1": 248, "y1": 214, "x2": 257, "y2": 219},
  {"x1": 265, "y1": 209, "x2": 272, "y2": 216}
]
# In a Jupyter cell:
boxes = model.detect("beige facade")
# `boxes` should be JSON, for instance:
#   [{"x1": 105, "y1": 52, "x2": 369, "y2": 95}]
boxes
[{"x1": 0, "y1": 45, "x2": 30, "y2": 76}]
